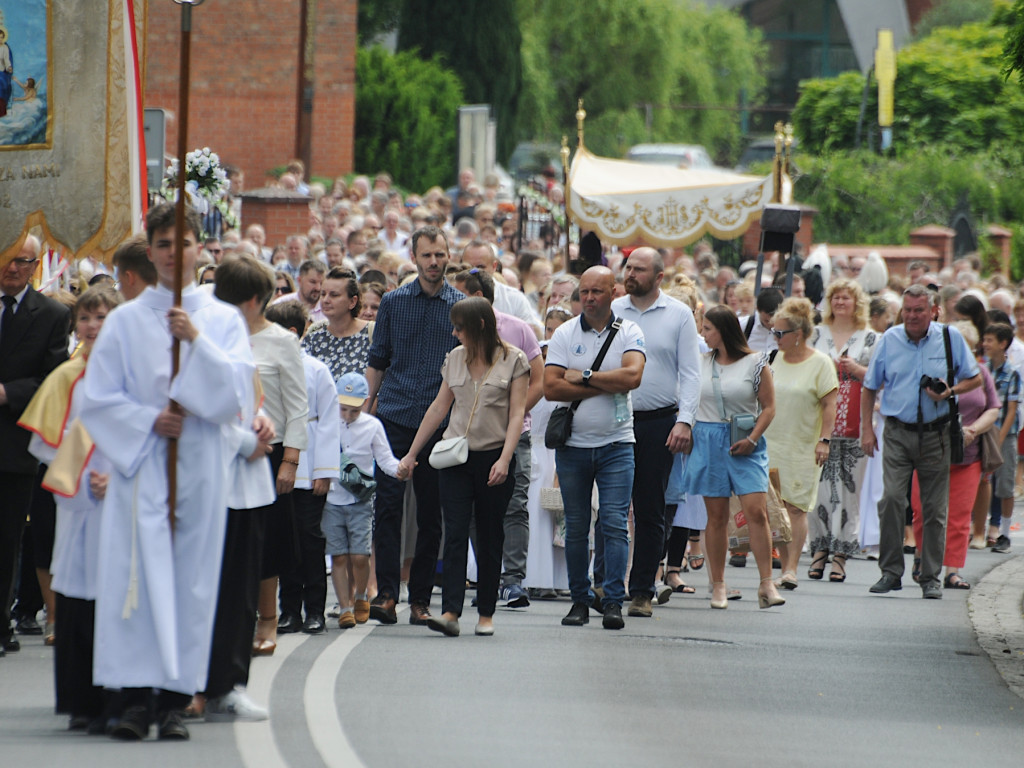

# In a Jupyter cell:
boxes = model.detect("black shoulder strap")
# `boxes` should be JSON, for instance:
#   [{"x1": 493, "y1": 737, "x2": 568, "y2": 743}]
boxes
[
  {"x1": 943, "y1": 324, "x2": 960, "y2": 423},
  {"x1": 744, "y1": 314, "x2": 756, "y2": 340},
  {"x1": 768, "y1": 349, "x2": 778, "y2": 365}
]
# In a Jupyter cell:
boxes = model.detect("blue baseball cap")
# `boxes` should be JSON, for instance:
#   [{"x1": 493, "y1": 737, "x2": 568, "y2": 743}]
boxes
[{"x1": 336, "y1": 372, "x2": 369, "y2": 406}]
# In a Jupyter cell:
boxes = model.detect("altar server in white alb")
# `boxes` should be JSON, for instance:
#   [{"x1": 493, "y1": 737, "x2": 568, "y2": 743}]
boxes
[{"x1": 80, "y1": 204, "x2": 255, "y2": 742}]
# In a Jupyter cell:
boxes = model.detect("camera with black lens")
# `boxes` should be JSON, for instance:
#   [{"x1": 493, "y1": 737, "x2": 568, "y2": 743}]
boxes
[{"x1": 920, "y1": 375, "x2": 947, "y2": 395}]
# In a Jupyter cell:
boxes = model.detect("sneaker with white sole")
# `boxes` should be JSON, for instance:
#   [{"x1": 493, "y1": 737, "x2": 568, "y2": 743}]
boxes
[
  {"x1": 654, "y1": 583, "x2": 672, "y2": 605},
  {"x1": 499, "y1": 583, "x2": 530, "y2": 608},
  {"x1": 205, "y1": 687, "x2": 269, "y2": 722},
  {"x1": 327, "y1": 602, "x2": 341, "y2": 619}
]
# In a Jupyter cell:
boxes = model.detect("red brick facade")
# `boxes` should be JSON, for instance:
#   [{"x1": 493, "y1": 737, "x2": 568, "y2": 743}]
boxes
[{"x1": 143, "y1": 0, "x2": 356, "y2": 188}]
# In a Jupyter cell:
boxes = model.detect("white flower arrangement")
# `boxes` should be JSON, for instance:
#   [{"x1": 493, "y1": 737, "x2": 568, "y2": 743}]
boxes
[{"x1": 161, "y1": 147, "x2": 235, "y2": 226}]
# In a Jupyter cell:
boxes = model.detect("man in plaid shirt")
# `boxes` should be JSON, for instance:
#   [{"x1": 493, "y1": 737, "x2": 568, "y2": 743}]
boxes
[{"x1": 364, "y1": 226, "x2": 461, "y2": 625}]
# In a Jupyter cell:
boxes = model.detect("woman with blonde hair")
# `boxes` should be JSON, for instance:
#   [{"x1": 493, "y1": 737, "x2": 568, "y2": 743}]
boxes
[
  {"x1": 807, "y1": 279, "x2": 878, "y2": 582},
  {"x1": 765, "y1": 298, "x2": 838, "y2": 589}
]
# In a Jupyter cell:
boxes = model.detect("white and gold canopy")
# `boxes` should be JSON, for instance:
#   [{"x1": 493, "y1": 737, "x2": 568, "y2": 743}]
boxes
[{"x1": 567, "y1": 147, "x2": 773, "y2": 248}]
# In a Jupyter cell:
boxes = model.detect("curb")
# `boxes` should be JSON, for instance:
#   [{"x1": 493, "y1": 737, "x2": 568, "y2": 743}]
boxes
[{"x1": 969, "y1": 553, "x2": 1024, "y2": 701}]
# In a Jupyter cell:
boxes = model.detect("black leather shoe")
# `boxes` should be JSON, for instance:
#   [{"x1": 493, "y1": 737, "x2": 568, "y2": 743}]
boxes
[
  {"x1": 561, "y1": 603, "x2": 589, "y2": 626},
  {"x1": 869, "y1": 573, "x2": 903, "y2": 594},
  {"x1": 110, "y1": 706, "x2": 150, "y2": 741},
  {"x1": 368, "y1": 596, "x2": 397, "y2": 624},
  {"x1": 3, "y1": 636, "x2": 20, "y2": 653},
  {"x1": 15, "y1": 616, "x2": 42, "y2": 635},
  {"x1": 157, "y1": 709, "x2": 190, "y2": 741},
  {"x1": 277, "y1": 613, "x2": 302, "y2": 634},
  {"x1": 590, "y1": 591, "x2": 604, "y2": 615},
  {"x1": 301, "y1": 614, "x2": 326, "y2": 634},
  {"x1": 602, "y1": 603, "x2": 625, "y2": 630}
]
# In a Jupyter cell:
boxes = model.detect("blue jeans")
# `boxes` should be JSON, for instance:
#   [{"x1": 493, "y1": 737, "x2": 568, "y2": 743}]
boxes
[{"x1": 555, "y1": 442, "x2": 634, "y2": 607}]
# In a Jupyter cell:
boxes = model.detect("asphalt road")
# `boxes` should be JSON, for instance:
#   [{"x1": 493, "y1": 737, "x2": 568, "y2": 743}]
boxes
[{"x1": 2, "y1": 548, "x2": 1023, "y2": 768}]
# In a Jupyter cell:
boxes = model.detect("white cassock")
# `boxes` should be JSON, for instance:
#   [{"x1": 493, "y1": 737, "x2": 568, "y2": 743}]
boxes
[
  {"x1": 80, "y1": 284, "x2": 254, "y2": 695},
  {"x1": 294, "y1": 352, "x2": 342, "y2": 492}
]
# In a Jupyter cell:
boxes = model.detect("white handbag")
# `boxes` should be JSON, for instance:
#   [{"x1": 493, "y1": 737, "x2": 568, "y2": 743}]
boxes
[
  {"x1": 428, "y1": 435, "x2": 469, "y2": 469},
  {"x1": 428, "y1": 358, "x2": 496, "y2": 469}
]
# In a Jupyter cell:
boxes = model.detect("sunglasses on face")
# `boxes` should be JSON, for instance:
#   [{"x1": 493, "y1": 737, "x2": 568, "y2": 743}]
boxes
[{"x1": 771, "y1": 328, "x2": 797, "y2": 339}]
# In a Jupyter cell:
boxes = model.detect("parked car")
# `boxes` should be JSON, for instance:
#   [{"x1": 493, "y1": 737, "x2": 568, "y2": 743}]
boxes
[
  {"x1": 735, "y1": 137, "x2": 799, "y2": 172},
  {"x1": 625, "y1": 143, "x2": 716, "y2": 170}
]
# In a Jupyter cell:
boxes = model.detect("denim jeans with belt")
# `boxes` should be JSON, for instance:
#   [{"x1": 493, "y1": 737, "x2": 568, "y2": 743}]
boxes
[{"x1": 555, "y1": 442, "x2": 634, "y2": 608}]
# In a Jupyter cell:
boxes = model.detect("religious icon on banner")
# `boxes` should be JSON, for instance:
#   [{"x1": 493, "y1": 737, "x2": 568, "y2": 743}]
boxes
[{"x1": 0, "y1": 2, "x2": 50, "y2": 148}]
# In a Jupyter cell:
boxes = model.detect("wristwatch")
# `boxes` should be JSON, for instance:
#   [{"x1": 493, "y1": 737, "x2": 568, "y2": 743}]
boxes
[
  {"x1": 818, "y1": 438, "x2": 830, "y2": 445},
  {"x1": 582, "y1": 369, "x2": 593, "y2": 386}
]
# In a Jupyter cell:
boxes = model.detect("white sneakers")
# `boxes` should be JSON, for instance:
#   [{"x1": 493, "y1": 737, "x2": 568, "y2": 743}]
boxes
[{"x1": 205, "y1": 686, "x2": 269, "y2": 722}]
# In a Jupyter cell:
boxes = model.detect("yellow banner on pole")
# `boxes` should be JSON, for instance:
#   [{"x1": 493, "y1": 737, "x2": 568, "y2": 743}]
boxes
[{"x1": 875, "y1": 28, "x2": 896, "y2": 128}]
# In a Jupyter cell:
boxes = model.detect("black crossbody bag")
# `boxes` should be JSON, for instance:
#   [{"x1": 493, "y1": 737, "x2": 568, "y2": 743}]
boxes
[{"x1": 545, "y1": 318, "x2": 622, "y2": 449}]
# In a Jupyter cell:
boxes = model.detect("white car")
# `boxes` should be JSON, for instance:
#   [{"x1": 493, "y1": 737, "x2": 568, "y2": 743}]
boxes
[{"x1": 625, "y1": 143, "x2": 717, "y2": 170}]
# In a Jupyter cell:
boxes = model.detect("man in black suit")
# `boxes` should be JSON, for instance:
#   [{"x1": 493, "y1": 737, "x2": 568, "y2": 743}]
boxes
[{"x1": 0, "y1": 235, "x2": 70, "y2": 656}]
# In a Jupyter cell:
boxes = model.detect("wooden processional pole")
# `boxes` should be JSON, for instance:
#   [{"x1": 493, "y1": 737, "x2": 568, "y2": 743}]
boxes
[{"x1": 167, "y1": 0, "x2": 204, "y2": 535}]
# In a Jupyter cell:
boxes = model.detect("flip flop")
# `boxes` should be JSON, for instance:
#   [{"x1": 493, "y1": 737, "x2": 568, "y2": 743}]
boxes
[{"x1": 687, "y1": 553, "x2": 705, "y2": 571}]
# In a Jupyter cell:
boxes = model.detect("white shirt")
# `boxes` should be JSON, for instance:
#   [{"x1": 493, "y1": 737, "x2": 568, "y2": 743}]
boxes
[
  {"x1": 327, "y1": 412, "x2": 402, "y2": 506},
  {"x1": 494, "y1": 280, "x2": 542, "y2": 333},
  {"x1": 250, "y1": 323, "x2": 309, "y2": 450},
  {"x1": 295, "y1": 353, "x2": 342, "y2": 490},
  {"x1": 545, "y1": 313, "x2": 646, "y2": 448},
  {"x1": 739, "y1": 312, "x2": 777, "y2": 353},
  {"x1": 612, "y1": 291, "x2": 701, "y2": 424}
]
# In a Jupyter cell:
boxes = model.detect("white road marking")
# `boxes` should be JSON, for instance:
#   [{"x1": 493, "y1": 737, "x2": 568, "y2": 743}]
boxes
[{"x1": 236, "y1": 633, "x2": 309, "y2": 768}]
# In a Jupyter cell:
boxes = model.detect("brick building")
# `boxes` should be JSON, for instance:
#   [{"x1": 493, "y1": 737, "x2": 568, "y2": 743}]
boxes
[{"x1": 143, "y1": 0, "x2": 357, "y2": 189}]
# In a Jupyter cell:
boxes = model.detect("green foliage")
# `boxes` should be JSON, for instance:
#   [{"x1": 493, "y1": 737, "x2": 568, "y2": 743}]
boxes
[
  {"x1": 913, "y1": 0, "x2": 998, "y2": 40},
  {"x1": 517, "y1": 0, "x2": 766, "y2": 163},
  {"x1": 357, "y1": 0, "x2": 403, "y2": 46},
  {"x1": 795, "y1": 23, "x2": 1024, "y2": 155},
  {"x1": 354, "y1": 47, "x2": 464, "y2": 193},
  {"x1": 397, "y1": 1, "x2": 523, "y2": 165},
  {"x1": 794, "y1": 145, "x2": 1024, "y2": 279}
]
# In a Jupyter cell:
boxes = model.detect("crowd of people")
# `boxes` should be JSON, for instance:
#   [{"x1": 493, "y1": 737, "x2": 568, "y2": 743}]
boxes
[{"x1": 1, "y1": 160, "x2": 1021, "y2": 741}]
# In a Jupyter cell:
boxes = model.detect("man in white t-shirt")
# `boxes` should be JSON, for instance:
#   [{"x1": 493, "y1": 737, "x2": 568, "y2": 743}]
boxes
[{"x1": 544, "y1": 267, "x2": 645, "y2": 630}]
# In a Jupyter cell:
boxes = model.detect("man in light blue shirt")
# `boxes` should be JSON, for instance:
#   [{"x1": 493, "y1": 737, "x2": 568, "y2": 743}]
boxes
[
  {"x1": 861, "y1": 285, "x2": 981, "y2": 598},
  {"x1": 612, "y1": 248, "x2": 701, "y2": 616}
]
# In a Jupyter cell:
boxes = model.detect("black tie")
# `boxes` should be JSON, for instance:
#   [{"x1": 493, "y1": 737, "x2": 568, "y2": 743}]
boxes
[{"x1": 0, "y1": 295, "x2": 16, "y2": 351}]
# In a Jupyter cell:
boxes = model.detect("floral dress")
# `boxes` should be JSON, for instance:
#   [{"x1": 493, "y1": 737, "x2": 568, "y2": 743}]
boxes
[
  {"x1": 807, "y1": 324, "x2": 877, "y2": 556},
  {"x1": 301, "y1": 322, "x2": 372, "y2": 381}
]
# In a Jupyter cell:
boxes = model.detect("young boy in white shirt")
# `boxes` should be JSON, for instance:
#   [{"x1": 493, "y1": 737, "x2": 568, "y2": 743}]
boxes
[{"x1": 323, "y1": 373, "x2": 405, "y2": 628}]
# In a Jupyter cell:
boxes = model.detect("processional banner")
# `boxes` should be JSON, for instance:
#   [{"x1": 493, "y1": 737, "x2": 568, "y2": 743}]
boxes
[{"x1": 0, "y1": 0, "x2": 146, "y2": 268}]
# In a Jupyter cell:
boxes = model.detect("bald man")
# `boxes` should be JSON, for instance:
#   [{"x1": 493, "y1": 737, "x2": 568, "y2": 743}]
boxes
[
  {"x1": 544, "y1": 267, "x2": 646, "y2": 630},
  {"x1": 613, "y1": 248, "x2": 701, "y2": 616}
]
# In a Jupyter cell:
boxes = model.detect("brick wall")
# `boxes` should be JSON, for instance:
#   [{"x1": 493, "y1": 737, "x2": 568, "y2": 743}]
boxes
[{"x1": 144, "y1": 0, "x2": 356, "y2": 189}]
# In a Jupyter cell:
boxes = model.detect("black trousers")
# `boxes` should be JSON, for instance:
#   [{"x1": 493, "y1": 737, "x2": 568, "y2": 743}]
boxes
[
  {"x1": 374, "y1": 418, "x2": 445, "y2": 605},
  {"x1": 629, "y1": 412, "x2": 675, "y2": 598},
  {"x1": 262, "y1": 445, "x2": 296, "y2": 579},
  {"x1": 0, "y1": 471, "x2": 35, "y2": 639},
  {"x1": 279, "y1": 489, "x2": 327, "y2": 620},
  {"x1": 54, "y1": 593, "x2": 103, "y2": 717},
  {"x1": 205, "y1": 505, "x2": 269, "y2": 699},
  {"x1": 439, "y1": 449, "x2": 516, "y2": 618}
]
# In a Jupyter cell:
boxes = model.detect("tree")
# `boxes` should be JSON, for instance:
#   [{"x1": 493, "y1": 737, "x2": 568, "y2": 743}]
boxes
[
  {"x1": 354, "y1": 47, "x2": 464, "y2": 192},
  {"x1": 913, "y1": 0, "x2": 998, "y2": 40},
  {"x1": 517, "y1": 0, "x2": 765, "y2": 163},
  {"x1": 397, "y1": 1, "x2": 523, "y2": 165},
  {"x1": 794, "y1": 23, "x2": 1024, "y2": 154},
  {"x1": 357, "y1": 0, "x2": 403, "y2": 46}
]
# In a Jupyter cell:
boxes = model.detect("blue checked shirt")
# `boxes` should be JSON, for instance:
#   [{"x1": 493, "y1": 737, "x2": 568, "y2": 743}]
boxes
[
  {"x1": 367, "y1": 278, "x2": 462, "y2": 429},
  {"x1": 989, "y1": 359, "x2": 1021, "y2": 435}
]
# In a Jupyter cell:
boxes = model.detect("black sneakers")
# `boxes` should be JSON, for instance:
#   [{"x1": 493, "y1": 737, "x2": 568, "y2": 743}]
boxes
[{"x1": 561, "y1": 603, "x2": 589, "y2": 626}]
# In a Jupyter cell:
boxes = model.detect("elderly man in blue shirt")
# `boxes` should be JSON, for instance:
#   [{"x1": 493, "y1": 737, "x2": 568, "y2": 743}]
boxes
[{"x1": 861, "y1": 284, "x2": 981, "y2": 598}]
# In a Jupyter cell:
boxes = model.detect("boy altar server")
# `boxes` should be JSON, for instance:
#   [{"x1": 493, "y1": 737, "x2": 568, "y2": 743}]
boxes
[{"x1": 80, "y1": 204, "x2": 255, "y2": 741}]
